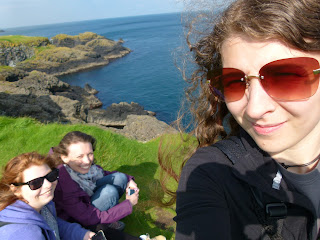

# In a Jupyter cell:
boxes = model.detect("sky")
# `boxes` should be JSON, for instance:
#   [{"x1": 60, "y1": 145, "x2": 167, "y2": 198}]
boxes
[{"x1": 1, "y1": 0, "x2": 184, "y2": 29}]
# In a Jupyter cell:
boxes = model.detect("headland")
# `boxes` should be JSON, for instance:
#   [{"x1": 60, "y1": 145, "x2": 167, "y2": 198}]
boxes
[{"x1": 0, "y1": 32, "x2": 176, "y2": 141}]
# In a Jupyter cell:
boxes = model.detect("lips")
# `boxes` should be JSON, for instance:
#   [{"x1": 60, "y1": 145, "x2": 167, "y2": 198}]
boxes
[
  {"x1": 40, "y1": 188, "x2": 54, "y2": 196},
  {"x1": 252, "y1": 122, "x2": 285, "y2": 135},
  {"x1": 80, "y1": 165, "x2": 91, "y2": 170}
]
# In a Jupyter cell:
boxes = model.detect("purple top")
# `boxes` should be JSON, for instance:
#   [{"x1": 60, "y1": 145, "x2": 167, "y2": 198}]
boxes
[
  {"x1": 0, "y1": 200, "x2": 88, "y2": 240},
  {"x1": 53, "y1": 164, "x2": 134, "y2": 226}
]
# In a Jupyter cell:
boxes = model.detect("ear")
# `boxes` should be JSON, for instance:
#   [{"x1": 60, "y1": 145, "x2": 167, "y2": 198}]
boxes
[
  {"x1": 61, "y1": 155, "x2": 69, "y2": 163},
  {"x1": 10, "y1": 184, "x2": 22, "y2": 198}
]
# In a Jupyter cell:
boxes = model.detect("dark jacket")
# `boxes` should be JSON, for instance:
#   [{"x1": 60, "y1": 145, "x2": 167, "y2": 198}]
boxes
[
  {"x1": 175, "y1": 130, "x2": 317, "y2": 240},
  {"x1": 0, "y1": 200, "x2": 88, "y2": 240},
  {"x1": 54, "y1": 164, "x2": 134, "y2": 227}
]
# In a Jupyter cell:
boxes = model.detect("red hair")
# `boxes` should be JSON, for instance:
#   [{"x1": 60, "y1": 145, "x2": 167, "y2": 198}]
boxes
[{"x1": 0, "y1": 152, "x2": 57, "y2": 211}]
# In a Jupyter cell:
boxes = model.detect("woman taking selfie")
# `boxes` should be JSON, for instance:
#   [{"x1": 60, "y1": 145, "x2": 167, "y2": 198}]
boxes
[
  {"x1": 0, "y1": 152, "x2": 95, "y2": 240},
  {"x1": 159, "y1": 0, "x2": 320, "y2": 239}
]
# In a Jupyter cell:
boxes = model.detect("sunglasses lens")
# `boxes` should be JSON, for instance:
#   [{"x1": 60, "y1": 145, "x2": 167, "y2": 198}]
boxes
[
  {"x1": 29, "y1": 178, "x2": 44, "y2": 190},
  {"x1": 28, "y1": 169, "x2": 59, "y2": 190},
  {"x1": 221, "y1": 68, "x2": 246, "y2": 102},
  {"x1": 260, "y1": 57, "x2": 319, "y2": 100},
  {"x1": 47, "y1": 169, "x2": 59, "y2": 182}
]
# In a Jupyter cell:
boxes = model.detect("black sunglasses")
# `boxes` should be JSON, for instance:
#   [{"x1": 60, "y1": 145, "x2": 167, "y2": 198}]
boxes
[{"x1": 13, "y1": 168, "x2": 59, "y2": 190}]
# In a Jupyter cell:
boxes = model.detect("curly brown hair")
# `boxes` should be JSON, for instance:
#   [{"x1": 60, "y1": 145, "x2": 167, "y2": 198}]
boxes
[
  {"x1": 159, "y1": 0, "x2": 320, "y2": 205},
  {"x1": 0, "y1": 152, "x2": 57, "y2": 211}
]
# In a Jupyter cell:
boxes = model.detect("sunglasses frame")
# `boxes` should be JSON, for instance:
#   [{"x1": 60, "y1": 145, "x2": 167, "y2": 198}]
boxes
[
  {"x1": 207, "y1": 57, "x2": 320, "y2": 102},
  {"x1": 12, "y1": 168, "x2": 59, "y2": 190}
]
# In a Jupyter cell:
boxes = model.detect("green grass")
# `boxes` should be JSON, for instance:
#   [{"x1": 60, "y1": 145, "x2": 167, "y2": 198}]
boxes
[
  {"x1": 0, "y1": 35, "x2": 49, "y2": 47},
  {"x1": 0, "y1": 116, "x2": 177, "y2": 239},
  {"x1": 0, "y1": 66, "x2": 13, "y2": 72}
]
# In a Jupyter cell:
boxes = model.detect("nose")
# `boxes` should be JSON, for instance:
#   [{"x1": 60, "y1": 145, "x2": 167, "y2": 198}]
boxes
[
  {"x1": 244, "y1": 78, "x2": 276, "y2": 119},
  {"x1": 82, "y1": 155, "x2": 92, "y2": 164},
  {"x1": 42, "y1": 178, "x2": 53, "y2": 188}
]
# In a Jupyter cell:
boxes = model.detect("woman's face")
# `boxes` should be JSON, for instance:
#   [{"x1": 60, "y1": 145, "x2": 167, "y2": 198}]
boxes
[
  {"x1": 221, "y1": 36, "x2": 320, "y2": 160},
  {"x1": 61, "y1": 141, "x2": 94, "y2": 174},
  {"x1": 17, "y1": 164, "x2": 57, "y2": 212}
]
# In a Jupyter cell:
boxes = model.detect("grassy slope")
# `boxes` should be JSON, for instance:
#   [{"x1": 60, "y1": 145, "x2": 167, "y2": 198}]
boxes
[
  {"x1": 0, "y1": 35, "x2": 48, "y2": 46},
  {"x1": 0, "y1": 116, "x2": 176, "y2": 239}
]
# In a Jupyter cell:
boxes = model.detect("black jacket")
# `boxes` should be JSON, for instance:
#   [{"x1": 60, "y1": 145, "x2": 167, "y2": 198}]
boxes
[{"x1": 175, "y1": 130, "x2": 317, "y2": 240}]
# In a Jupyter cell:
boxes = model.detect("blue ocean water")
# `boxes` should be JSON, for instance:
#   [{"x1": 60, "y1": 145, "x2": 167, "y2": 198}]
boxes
[{"x1": 0, "y1": 13, "x2": 186, "y2": 124}]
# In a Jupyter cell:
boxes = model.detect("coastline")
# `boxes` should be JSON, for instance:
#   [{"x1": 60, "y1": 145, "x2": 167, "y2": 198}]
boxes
[{"x1": 0, "y1": 32, "x2": 177, "y2": 141}]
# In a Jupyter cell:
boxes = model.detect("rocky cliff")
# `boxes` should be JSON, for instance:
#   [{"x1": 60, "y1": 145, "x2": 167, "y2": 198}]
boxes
[
  {"x1": 0, "y1": 69, "x2": 176, "y2": 141},
  {"x1": 4, "y1": 32, "x2": 132, "y2": 76},
  {"x1": 0, "y1": 36, "x2": 49, "y2": 67},
  {"x1": 0, "y1": 33, "x2": 176, "y2": 141}
]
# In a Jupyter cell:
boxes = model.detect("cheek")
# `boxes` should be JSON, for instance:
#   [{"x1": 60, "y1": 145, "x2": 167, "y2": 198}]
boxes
[
  {"x1": 20, "y1": 187, "x2": 39, "y2": 201},
  {"x1": 280, "y1": 101, "x2": 319, "y2": 118},
  {"x1": 67, "y1": 159, "x2": 79, "y2": 166},
  {"x1": 226, "y1": 101, "x2": 247, "y2": 119}
]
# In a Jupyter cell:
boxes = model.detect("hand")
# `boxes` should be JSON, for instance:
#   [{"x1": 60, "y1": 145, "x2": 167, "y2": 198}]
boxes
[
  {"x1": 126, "y1": 179, "x2": 138, "y2": 190},
  {"x1": 83, "y1": 231, "x2": 95, "y2": 240},
  {"x1": 126, "y1": 188, "x2": 139, "y2": 206}
]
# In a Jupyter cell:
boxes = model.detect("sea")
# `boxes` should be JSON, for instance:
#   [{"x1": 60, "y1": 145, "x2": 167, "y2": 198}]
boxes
[{"x1": 0, "y1": 13, "x2": 186, "y2": 124}]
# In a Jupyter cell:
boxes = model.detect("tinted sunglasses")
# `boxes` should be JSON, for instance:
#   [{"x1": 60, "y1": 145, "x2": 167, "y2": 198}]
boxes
[
  {"x1": 207, "y1": 57, "x2": 320, "y2": 102},
  {"x1": 13, "y1": 168, "x2": 59, "y2": 190}
]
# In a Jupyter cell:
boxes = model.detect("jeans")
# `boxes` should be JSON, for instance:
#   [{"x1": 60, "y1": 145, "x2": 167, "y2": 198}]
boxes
[{"x1": 91, "y1": 172, "x2": 128, "y2": 211}]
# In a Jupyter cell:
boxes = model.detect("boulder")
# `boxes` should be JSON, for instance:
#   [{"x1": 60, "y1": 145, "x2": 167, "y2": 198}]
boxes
[
  {"x1": 87, "y1": 102, "x2": 155, "y2": 127},
  {"x1": 14, "y1": 71, "x2": 69, "y2": 95},
  {"x1": 84, "y1": 83, "x2": 99, "y2": 95},
  {"x1": 120, "y1": 115, "x2": 177, "y2": 142}
]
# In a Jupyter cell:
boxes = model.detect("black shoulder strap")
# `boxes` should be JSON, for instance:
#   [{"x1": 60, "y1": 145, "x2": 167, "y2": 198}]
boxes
[
  {"x1": 213, "y1": 137, "x2": 286, "y2": 240},
  {"x1": 213, "y1": 136, "x2": 245, "y2": 165},
  {"x1": 0, "y1": 221, "x2": 49, "y2": 240}
]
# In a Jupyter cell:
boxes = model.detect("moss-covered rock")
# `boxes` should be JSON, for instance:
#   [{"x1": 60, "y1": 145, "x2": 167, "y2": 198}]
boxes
[
  {"x1": 0, "y1": 32, "x2": 130, "y2": 76},
  {"x1": 0, "y1": 67, "x2": 28, "y2": 82},
  {"x1": 51, "y1": 32, "x2": 105, "y2": 48},
  {"x1": 0, "y1": 36, "x2": 50, "y2": 67}
]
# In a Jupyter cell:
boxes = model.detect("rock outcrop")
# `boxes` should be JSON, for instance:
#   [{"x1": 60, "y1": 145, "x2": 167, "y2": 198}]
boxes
[
  {"x1": 0, "y1": 37, "x2": 50, "y2": 67},
  {"x1": 87, "y1": 102, "x2": 155, "y2": 127},
  {"x1": 0, "y1": 70, "x2": 176, "y2": 141},
  {"x1": 0, "y1": 70, "x2": 101, "y2": 123},
  {"x1": 0, "y1": 32, "x2": 131, "y2": 76},
  {"x1": 0, "y1": 32, "x2": 176, "y2": 141}
]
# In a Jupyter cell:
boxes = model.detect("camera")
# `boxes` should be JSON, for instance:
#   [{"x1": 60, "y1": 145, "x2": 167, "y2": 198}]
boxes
[
  {"x1": 92, "y1": 230, "x2": 107, "y2": 240},
  {"x1": 129, "y1": 189, "x2": 135, "y2": 195}
]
